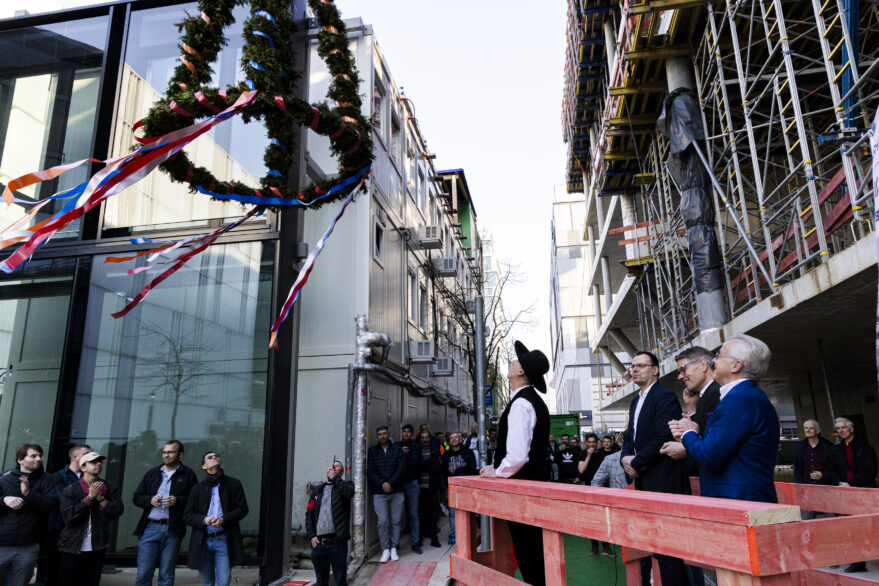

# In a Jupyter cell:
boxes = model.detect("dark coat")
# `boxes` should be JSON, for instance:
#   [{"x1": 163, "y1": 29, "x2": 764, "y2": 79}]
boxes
[
  {"x1": 183, "y1": 472, "x2": 249, "y2": 569},
  {"x1": 691, "y1": 381, "x2": 722, "y2": 436},
  {"x1": 622, "y1": 382, "x2": 690, "y2": 494},
  {"x1": 441, "y1": 446, "x2": 477, "y2": 478},
  {"x1": 48, "y1": 467, "x2": 81, "y2": 532},
  {"x1": 682, "y1": 379, "x2": 780, "y2": 503},
  {"x1": 0, "y1": 466, "x2": 58, "y2": 546},
  {"x1": 132, "y1": 464, "x2": 199, "y2": 537},
  {"x1": 793, "y1": 436, "x2": 839, "y2": 485},
  {"x1": 305, "y1": 475, "x2": 355, "y2": 541},
  {"x1": 57, "y1": 478, "x2": 124, "y2": 554},
  {"x1": 832, "y1": 439, "x2": 878, "y2": 488},
  {"x1": 395, "y1": 440, "x2": 420, "y2": 484},
  {"x1": 417, "y1": 445, "x2": 443, "y2": 492},
  {"x1": 366, "y1": 443, "x2": 404, "y2": 493}
]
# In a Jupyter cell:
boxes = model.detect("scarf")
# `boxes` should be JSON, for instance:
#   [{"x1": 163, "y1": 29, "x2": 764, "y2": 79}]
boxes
[{"x1": 205, "y1": 468, "x2": 224, "y2": 487}]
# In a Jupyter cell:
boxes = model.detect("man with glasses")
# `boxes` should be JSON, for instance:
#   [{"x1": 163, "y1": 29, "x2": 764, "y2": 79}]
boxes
[
  {"x1": 669, "y1": 334, "x2": 780, "y2": 504},
  {"x1": 621, "y1": 351, "x2": 690, "y2": 586},
  {"x1": 132, "y1": 440, "x2": 198, "y2": 586},
  {"x1": 659, "y1": 346, "x2": 721, "y2": 463},
  {"x1": 184, "y1": 452, "x2": 249, "y2": 586},
  {"x1": 792, "y1": 420, "x2": 838, "y2": 519}
]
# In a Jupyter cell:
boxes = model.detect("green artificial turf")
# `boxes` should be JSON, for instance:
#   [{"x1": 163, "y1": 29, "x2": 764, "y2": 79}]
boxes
[{"x1": 514, "y1": 535, "x2": 626, "y2": 585}]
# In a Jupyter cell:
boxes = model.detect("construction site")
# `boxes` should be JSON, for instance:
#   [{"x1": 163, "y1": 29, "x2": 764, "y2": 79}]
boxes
[{"x1": 561, "y1": 0, "x2": 879, "y2": 441}]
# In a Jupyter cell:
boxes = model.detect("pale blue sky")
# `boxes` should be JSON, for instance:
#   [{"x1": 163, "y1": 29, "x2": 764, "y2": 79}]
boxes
[{"x1": 341, "y1": 1, "x2": 569, "y2": 371}]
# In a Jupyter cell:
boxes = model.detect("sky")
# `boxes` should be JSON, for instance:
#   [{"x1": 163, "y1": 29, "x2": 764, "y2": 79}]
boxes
[{"x1": 1, "y1": 0, "x2": 571, "y2": 399}]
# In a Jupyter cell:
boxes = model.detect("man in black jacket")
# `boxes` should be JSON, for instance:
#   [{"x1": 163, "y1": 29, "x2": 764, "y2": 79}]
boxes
[
  {"x1": 58, "y1": 452, "x2": 124, "y2": 586},
  {"x1": 132, "y1": 440, "x2": 198, "y2": 586},
  {"x1": 183, "y1": 452, "x2": 249, "y2": 586},
  {"x1": 441, "y1": 431, "x2": 476, "y2": 545},
  {"x1": 41, "y1": 444, "x2": 90, "y2": 586},
  {"x1": 793, "y1": 419, "x2": 838, "y2": 519},
  {"x1": 416, "y1": 430, "x2": 443, "y2": 549},
  {"x1": 0, "y1": 443, "x2": 58, "y2": 586},
  {"x1": 306, "y1": 461, "x2": 354, "y2": 586},
  {"x1": 396, "y1": 424, "x2": 422, "y2": 554},
  {"x1": 366, "y1": 425, "x2": 404, "y2": 563},
  {"x1": 832, "y1": 418, "x2": 877, "y2": 573}
]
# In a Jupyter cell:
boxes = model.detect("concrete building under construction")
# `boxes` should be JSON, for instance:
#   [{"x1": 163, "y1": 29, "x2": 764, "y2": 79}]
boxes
[{"x1": 561, "y1": 0, "x2": 879, "y2": 443}]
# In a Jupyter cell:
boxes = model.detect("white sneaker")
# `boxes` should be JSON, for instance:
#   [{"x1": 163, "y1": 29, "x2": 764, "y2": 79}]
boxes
[
  {"x1": 380, "y1": 549, "x2": 391, "y2": 563},
  {"x1": 390, "y1": 547, "x2": 399, "y2": 561}
]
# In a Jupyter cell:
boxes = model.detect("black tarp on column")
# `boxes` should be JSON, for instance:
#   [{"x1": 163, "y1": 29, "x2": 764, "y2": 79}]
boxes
[{"x1": 657, "y1": 87, "x2": 724, "y2": 295}]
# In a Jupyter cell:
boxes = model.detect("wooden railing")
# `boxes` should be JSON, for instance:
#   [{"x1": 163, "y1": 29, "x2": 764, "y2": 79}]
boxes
[{"x1": 448, "y1": 476, "x2": 879, "y2": 585}]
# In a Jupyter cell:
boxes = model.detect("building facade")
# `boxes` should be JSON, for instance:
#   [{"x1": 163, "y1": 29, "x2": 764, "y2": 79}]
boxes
[
  {"x1": 0, "y1": 1, "x2": 479, "y2": 582},
  {"x1": 562, "y1": 0, "x2": 877, "y2": 443}
]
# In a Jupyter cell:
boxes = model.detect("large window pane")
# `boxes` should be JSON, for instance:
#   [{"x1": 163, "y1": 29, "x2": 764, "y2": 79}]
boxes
[
  {"x1": 102, "y1": 4, "x2": 269, "y2": 236},
  {"x1": 72, "y1": 241, "x2": 274, "y2": 556},
  {"x1": 0, "y1": 258, "x2": 75, "y2": 469},
  {"x1": 0, "y1": 17, "x2": 107, "y2": 239}
]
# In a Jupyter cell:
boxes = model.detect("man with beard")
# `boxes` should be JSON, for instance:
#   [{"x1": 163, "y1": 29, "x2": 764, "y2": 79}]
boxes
[
  {"x1": 0, "y1": 444, "x2": 58, "y2": 586},
  {"x1": 441, "y1": 431, "x2": 476, "y2": 545},
  {"x1": 184, "y1": 452, "x2": 249, "y2": 586},
  {"x1": 396, "y1": 424, "x2": 422, "y2": 554}
]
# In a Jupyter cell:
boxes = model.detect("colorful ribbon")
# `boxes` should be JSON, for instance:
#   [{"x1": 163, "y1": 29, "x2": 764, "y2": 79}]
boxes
[
  {"x1": 269, "y1": 175, "x2": 367, "y2": 349},
  {"x1": 252, "y1": 30, "x2": 275, "y2": 49}
]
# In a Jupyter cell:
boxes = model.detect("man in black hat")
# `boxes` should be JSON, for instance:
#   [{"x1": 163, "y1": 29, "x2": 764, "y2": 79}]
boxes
[{"x1": 480, "y1": 341, "x2": 550, "y2": 586}]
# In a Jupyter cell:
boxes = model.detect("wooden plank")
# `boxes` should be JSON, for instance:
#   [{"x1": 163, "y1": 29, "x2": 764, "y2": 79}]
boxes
[
  {"x1": 491, "y1": 517, "x2": 517, "y2": 576},
  {"x1": 450, "y1": 554, "x2": 523, "y2": 586},
  {"x1": 449, "y1": 478, "x2": 801, "y2": 527},
  {"x1": 625, "y1": 44, "x2": 692, "y2": 60},
  {"x1": 543, "y1": 529, "x2": 567, "y2": 586},
  {"x1": 774, "y1": 482, "x2": 879, "y2": 516},
  {"x1": 625, "y1": 560, "x2": 642, "y2": 586},
  {"x1": 452, "y1": 487, "x2": 756, "y2": 573},
  {"x1": 608, "y1": 218, "x2": 661, "y2": 234},
  {"x1": 717, "y1": 569, "x2": 794, "y2": 585},
  {"x1": 793, "y1": 568, "x2": 879, "y2": 585},
  {"x1": 628, "y1": 0, "x2": 704, "y2": 13},
  {"x1": 368, "y1": 562, "x2": 437, "y2": 586},
  {"x1": 456, "y1": 509, "x2": 475, "y2": 561},
  {"x1": 751, "y1": 513, "x2": 879, "y2": 575}
]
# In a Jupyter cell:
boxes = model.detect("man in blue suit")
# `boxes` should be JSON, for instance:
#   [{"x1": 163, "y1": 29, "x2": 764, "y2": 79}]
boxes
[
  {"x1": 621, "y1": 351, "x2": 690, "y2": 586},
  {"x1": 670, "y1": 334, "x2": 780, "y2": 504}
]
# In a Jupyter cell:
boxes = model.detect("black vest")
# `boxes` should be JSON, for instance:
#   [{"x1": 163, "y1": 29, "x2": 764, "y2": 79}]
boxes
[{"x1": 493, "y1": 386, "x2": 550, "y2": 481}]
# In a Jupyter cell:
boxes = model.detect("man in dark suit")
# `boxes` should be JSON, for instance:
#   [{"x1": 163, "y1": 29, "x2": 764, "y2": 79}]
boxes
[
  {"x1": 659, "y1": 346, "x2": 721, "y2": 464},
  {"x1": 670, "y1": 334, "x2": 780, "y2": 504},
  {"x1": 480, "y1": 341, "x2": 550, "y2": 586},
  {"x1": 620, "y1": 351, "x2": 690, "y2": 586}
]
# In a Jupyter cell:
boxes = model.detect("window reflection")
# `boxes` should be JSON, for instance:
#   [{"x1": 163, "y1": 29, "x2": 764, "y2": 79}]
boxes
[
  {"x1": 71, "y1": 241, "x2": 274, "y2": 555},
  {"x1": 0, "y1": 258, "x2": 75, "y2": 469},
  {"x1": 0, "y1": 17, "x2": 107, "y2": 239},
  {"x1": 102, "y1": 4, "x2": 269, "y2": 236}
]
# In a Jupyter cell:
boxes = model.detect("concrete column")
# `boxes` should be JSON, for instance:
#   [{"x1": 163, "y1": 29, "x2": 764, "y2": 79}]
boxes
[
  {"x1": 608, "y1": 328, "x2": 639, "y2": 357},
  {"x1": 603, "y1": 18, "x2": 617, "y2": 73},
  {"x1": 595, "y1": 187, "x2": 605, "y2": 229},
  {"x1": 619, "y1": 194, "x2": 637, "y2": 259},
  {"x1": 598, "y1": 345, "x2": 627, "y2": 375},
  {"x1": 600, "y1": 256, "x2": 613, "y2": 309},
  {"x1": 586, "y1": 224, "x2": 597, "y2": 268},
  {"x1": 665, "y1": 54, "x2": 726, "y2": 330},
  {"x1": 592, "y1": 284, "x2": 603, "y2": 329}
]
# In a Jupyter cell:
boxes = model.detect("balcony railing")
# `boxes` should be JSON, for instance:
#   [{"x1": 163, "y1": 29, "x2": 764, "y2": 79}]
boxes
[{"x1": 448, "y1": 475, "x2": 879, "y2": 585}]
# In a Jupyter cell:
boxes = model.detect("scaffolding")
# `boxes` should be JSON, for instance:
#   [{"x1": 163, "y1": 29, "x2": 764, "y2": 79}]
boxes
[{"x1": 566, "y1": 0, "x2": 878, "y2": 364}]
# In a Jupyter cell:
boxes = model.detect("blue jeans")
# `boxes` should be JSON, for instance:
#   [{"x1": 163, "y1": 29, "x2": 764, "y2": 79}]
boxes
[
  {"x1": 198, "y1": 535, "x2": 230, "y2": 586},
  {"x1": 449, "y1": 507, "x2": 456, "y2": 539},
  {"x1": 402, "y1": 480, "x2": 420, "y2": 546},
  {"x1": 136, "y1": 522, "x2": 182, "y2": 586}
]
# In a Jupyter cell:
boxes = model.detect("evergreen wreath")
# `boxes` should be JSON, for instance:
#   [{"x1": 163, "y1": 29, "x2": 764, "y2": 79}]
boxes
[{"x1": 134, "y1": 0, "x2": 372, "y2": 208}]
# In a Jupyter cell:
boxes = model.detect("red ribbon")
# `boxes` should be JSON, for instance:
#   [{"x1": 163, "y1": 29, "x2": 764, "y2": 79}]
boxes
[
  {"x1": 180, "y1": 56, "x2": 198, "y2": 75},
  {"x1": 195, "y1": 91, "x2": 221, "y2": 113},
  {"x1": 274, "y1": 95, "x2": 291, "y2": 117},
  {"x1": 169, "y1": 100, "x2": 194, "y2": 118},
  {"x1": 218, "y1": 89, "x2": 227, "y2": 101},
  {"x1": 324, "y1": 26, "x2": 339, "y2": 34},
  {"x1": 183, "y1": 44, "x2": 203, "y2": 59},
  {"x1": 269, "y1": 186, "x2": 283, "y2": 197},
  {"x1": 201, "y1": 11, "x2": 211, "y2": 24},
  {"x1": 310, "y1": 107, "x2": 320, "y2": 130},
  {"x1": 330, "y1": 124, "x2": 346, "y2": 140},
  {"x1": 345, "y1": 130, "x2": 362, "y2": 155},
  {"x1": 185, "y1": 165, "x2": 194, "y2": 183},
  {"x1": 133, "y1": 120, "x2": 162, "y2": 144}
]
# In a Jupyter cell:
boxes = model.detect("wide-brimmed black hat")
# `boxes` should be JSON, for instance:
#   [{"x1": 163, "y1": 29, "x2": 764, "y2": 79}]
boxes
[{"x1": 514, "y1": 340, "x2": 550, "y2": 393}]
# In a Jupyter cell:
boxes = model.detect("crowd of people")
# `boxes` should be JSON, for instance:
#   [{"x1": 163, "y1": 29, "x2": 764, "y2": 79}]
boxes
[{"x1": 0, "y1": 440, "x2": 248, "y2": 586}]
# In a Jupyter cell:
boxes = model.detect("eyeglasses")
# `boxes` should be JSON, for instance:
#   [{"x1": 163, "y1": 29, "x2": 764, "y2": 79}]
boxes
[
  {"x1": 205, "y1": 454, "x2": 220, "y2": 460},
  {"x1": 677, "y1": 359, "x2": 701, "y2": 375},
  {"x1": 714, "y1": 351, "x2": 741, "y2": 363},
  {"x1": 161, "y1": 451, "x2": 179, "y2": 455},
  {"x1": 630, "y1": 362, "x2": 655, "y2": 370}
]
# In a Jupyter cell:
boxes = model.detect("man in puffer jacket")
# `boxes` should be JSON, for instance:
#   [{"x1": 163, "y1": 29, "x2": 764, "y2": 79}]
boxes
[
  {"x1": 57, "y1": 452, "x2": 124, "y2": 586},
  {"x1": 0, "y1": 443, "x2": 58, "y2": 586}
]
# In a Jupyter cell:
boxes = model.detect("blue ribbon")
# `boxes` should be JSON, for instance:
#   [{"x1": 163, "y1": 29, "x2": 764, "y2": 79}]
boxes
[
  {"x1": 270, "y1": 138, "x2": 287, "y2": 152},
  {"x1": 267, "y1": 169, "x2": 284, "y2": 177},
  {"x1": 195, "y1": 164, "x2": 371, "y2": 207},
  {"x1": 246, "y1": 79, "x2": 255, "y2": 90},
  {"x1": 247, "y1": 61, "x2": 266, "y2": 71},
  {"x1": 252, "y1": 30, "x2": 275, "y2": 49},
  {"x1": 254, "y1": 10, "x2": 277, "y2": 26}
]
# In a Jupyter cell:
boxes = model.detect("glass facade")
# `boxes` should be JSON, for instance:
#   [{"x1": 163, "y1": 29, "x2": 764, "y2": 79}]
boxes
[{"x1": 0, "y1": 1, "x2": 296, "y2": 574}]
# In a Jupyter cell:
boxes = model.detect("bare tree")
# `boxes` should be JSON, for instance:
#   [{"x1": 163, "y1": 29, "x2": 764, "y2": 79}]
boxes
[
  {"x1": 141, "y1": 323, "x2": 212, "y2": 439},
  {"x1": 426, "y1": 258, "x2": 536, "y2": 414}
]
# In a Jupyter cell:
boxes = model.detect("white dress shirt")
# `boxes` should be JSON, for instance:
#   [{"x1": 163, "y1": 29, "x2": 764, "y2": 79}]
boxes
[
  {"x1": 495, "y1": 385, "x2": 538, "y2": 478},
  {"x1": 632, "y1": 380, "x2": 657, "y2": 443},
  {"x1": 682, "y1": 378, "x2": 749, "y2": 439}
]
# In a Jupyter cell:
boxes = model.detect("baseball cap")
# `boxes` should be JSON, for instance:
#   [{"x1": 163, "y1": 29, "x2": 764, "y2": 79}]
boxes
[{"x1": 79, "y1": 452, "x2": 106, "y2": 467}]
